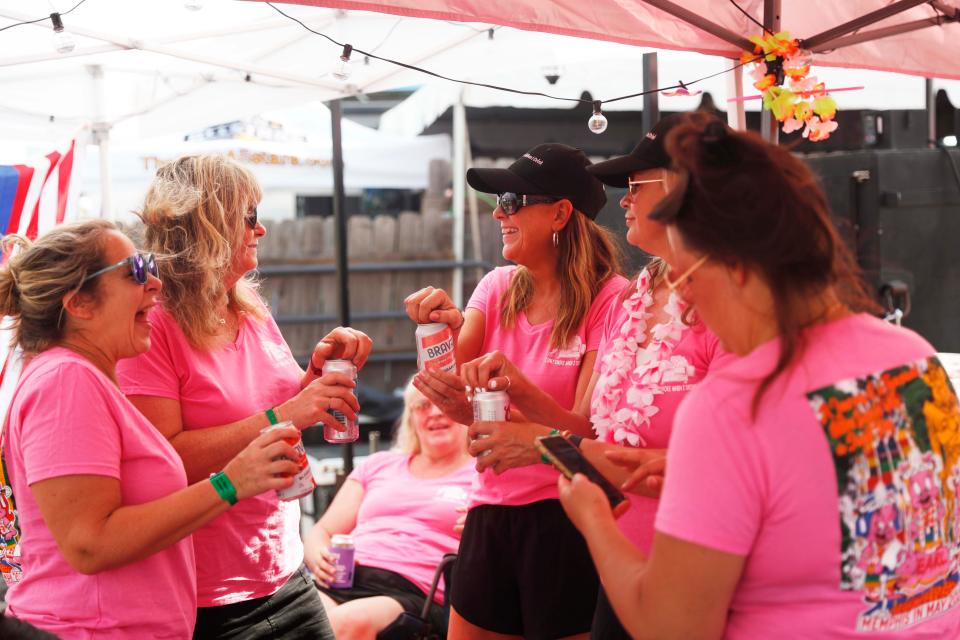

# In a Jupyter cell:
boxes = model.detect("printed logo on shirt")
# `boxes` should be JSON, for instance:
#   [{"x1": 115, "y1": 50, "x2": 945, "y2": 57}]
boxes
[
  {"x1": 806, "y1": 356, "x2": 960, "y2": 632},
  {"x1": 0, "y1": 462, "x2": 23, "y2": 586},
  {"x1": 545, "y1": 335, "x2": 585, "y2": 367},
  {"x1": 435, "y1": 485, "x2": 469, "y2": 505}
]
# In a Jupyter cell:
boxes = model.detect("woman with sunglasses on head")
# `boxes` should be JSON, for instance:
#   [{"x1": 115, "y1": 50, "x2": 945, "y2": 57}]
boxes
[
  {"x1": 459, "y1": 114, "x2": 733, "y2": 640},
  {"x1": 405, "y1": 143, "x2": 627, "y2": 640},
  {"x1": 559, "y1": 113, "x2": 960, "y2": 638},
  {"x1": 116, "y1": 155, "x2": 372, "y2": 640},
  {"x1": 0, "y1": 221, "x2": 300, "y2": 639}
]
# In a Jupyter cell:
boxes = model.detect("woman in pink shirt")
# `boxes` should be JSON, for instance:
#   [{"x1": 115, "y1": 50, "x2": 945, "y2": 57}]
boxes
[
  {"x1": 0, "y1": 220, "x2": 300, "y2": 639},
  {"x1": 460, "y1": 114, "x2": 731, "y2": 640},
  {"x1": 405, "y1": 143, "x2": 626, "y2": 640},
  {"x1": 117, "y1": 155, "x2": 372, "y2": 640},
  {"x1": 560, "y1": 114, "x2": 960, "y2": 638},
  {"x1": 303, "y1": 380, "x2": 473, "y2": 640}
]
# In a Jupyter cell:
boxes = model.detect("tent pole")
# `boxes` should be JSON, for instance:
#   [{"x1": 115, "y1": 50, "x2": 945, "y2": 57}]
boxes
[
  {"x1": 642, "y1": 52, "x2": 659, "y2": 132},
  {"x1": 802, "y1": 0, "x2": 931, "y2": 51},
  {"x1": 88, "y1": 64, "x2": 112, "y2": 220},
  {"x1": 809, "y1": 13, "x2": 958, "y2": 53},
  {"x1": 638, "y1": 0, "x2": 752, "y2": 50},
  {"x1": 330, "y1": 98, "x2": 354, "y2": 474},
  {"x1": 726, "y1": 62, "x2": 746, "y2": 130},
  {"x1": 464, "y1": 119, "x2": 484, "y2": 284},
  {"x1": 452, "y1": 94, "x2": 467, "y2": 309},
  {"x1": 760, "y1": 0, "x2": 781, "y2": 144},
  {"x1": 926, "y1": 78, "x2": 937, "y2": 148}
]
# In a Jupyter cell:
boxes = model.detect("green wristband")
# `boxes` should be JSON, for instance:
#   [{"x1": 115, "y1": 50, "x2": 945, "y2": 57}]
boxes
[
  {"x1": 209, "y1": 471, "x2": 238, "y2": 505},
  {"x1": 540, "y1": 428, "x2": 562, "y2": 464},
  {"x1": 265, "y1": 407, "x2": 279, "y2": 425}
]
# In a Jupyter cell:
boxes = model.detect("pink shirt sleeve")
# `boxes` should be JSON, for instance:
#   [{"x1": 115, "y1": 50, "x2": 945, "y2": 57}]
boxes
[
  {"x1": 117, "y1": 308, "x2": 181, "y2": 401},
  {"x1": 18, "y1": 363, "x2": 123, "y2": 484},
  {"x1": 347, "y1": 452, "x2": 387, "y2": 488},
  {"x1": 654, "y1": 382, "x2": 763, "y2": 556}
]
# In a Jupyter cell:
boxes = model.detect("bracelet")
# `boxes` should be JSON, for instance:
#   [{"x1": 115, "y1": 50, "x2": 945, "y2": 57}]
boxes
[
  {"x1": 265, "y1": 407, "x2": 279, "y2": 425},
  {"x1": 540, "y1": 428, "x2": 561, "y2": 464},
  {"x1": 209, "y1": 471, "x2": 238, "y2": 506}
]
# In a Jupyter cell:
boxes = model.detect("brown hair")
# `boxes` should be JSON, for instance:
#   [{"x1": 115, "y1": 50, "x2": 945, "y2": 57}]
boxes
[
  {"x1": 651, "y1": 113, "x2": 877, "y2": 411},
  {"x1": 501, "y1": 209, "x2": 621, "y2": 350},
  {"x1": 0, "y1": 220, "x2": 116, "y2": 353},
  {"x1": 138, "y1": 155, "x2": 266, "y2": 350}
]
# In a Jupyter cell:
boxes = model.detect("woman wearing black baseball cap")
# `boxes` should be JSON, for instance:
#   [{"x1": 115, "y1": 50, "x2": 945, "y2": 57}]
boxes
[
  {"x1": 458, "y1": 114, "x2": 733, "y2": 640},
  {"x1": 404, "y1": 143, "x2": 627, "y2": 640}
]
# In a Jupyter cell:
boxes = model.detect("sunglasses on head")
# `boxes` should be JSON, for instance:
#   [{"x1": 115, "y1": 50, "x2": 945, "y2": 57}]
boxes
[
  {"x1": 496, "y1": 193, "x2": 559, "y2": 216},
  {"x1": 83, "y1": 252, "x2": 158, "y2": 285},
  {"x1": 245, "y1": 208, "x2": 258, "y2": 229}
]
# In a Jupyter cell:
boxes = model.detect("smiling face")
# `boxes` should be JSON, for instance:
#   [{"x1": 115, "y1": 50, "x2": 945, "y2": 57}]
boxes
[
  {"x1": 411, "y1": 397, "x2": 468, "y2": 459},
  {"x1": 493, "y1": 198, "x2": 565, "y2": 265},
  {"x1": 68, "y1": 230, "x2": 162, "y2": 361},
  {"x1": 229, "y1": 206, "x2": 266, "y2": 283}
]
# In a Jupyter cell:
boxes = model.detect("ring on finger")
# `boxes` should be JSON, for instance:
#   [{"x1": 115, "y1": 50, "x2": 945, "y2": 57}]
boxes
[{"x1": 503, "y1": 376, "x2": 511, "y2": 391}]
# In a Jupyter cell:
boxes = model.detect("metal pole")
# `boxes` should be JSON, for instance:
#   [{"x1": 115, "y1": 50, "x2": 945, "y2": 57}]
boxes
[
  {"x1": 760, "y1": 0, "x2": 781, "y2": 144},
  {"x1": 642, "y1": 52, "x2": 659, "y2": 133},
  {"x1": 464, "y1": 118, "x2": 484, "y2": 285},
  {"x1": 637, "y1": 0, "x2": 753, "y2": 49},
  {"x1": 329, "y1": 98, "x2": 354, "y2": 474},
  {"x1": 926, "y1": 78, "x2": 937, "y2": 148},
  {"x1": 88, "y1": 64, "x2": 112, "y2": 220},
  {"x1": 801, "y1": 0, "x2": 931, "y2": 51},
  {"x1": 452, "y1": 94, "x2": 467, "y2": 308},
  {"x1": 726, "y1": 62, "x2": 746, "y2": 130}
]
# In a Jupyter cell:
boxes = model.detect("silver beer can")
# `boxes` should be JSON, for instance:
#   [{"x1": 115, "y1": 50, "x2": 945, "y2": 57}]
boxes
[
  {"x1": 472, "y1": 389, "x2": 510, "y2": 422},
  {"x1": 260, "y1": 420, "x2": 316, "y2": 501},
  {"x1": 320, "y1": 359, "x2": 359, "y2": 443}
]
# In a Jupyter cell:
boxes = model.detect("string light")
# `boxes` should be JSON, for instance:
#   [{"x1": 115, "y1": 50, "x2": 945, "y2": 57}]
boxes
[
  {"x1": 588, "y1": 101, "x2": 608, "y2": 134},
  {"x1": 332, "y1": 44, "x2": 353, "y2": 81},
  {"x1": 49, "y1": 13, "x2": 75, "y2": 54}
]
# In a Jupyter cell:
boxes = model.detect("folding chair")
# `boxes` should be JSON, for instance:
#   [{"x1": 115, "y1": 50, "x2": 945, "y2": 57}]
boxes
[{"x1": 376, "y1": 553, "x2": 457, "y2": 640}]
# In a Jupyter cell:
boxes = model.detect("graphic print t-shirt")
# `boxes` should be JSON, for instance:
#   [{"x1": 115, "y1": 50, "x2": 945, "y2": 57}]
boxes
[{"x1": 656, "y1": 314, "x2": 960, "y2": 638}]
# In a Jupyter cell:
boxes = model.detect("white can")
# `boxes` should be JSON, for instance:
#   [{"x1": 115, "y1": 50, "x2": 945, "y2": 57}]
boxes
[
  {"x1": 415, "y1": 322, "x2": 456, "y2": 374},
  {"x1": 472, "y1": 389, "x2": 509, "y2": 457},
  {"x1": 261, "y1": 421, "x2": 316, "y2": 501},
  {"x1": 321, "y1": 359, "x2": 359, "y2": 443}
]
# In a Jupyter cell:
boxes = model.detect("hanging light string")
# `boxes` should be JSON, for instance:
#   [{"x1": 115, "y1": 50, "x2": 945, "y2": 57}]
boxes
[
  {"x1": 0, "y1": 0, "x2": 88, "y2": 33},
  {"x1": 265, "y1": 2, "x2": 761, "y2": 108},
  {"x1": 727, "y1": 0, "x2": 774, "y2": 36}
]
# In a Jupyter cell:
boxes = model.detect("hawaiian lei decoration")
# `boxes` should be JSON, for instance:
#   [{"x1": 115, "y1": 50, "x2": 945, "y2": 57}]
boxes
[
  {"x1": 590, "y1": 269, "x2": 693, "y2": 447},
  {"x1": 741, "y1": 31, "x2": 839, "y2": 141}
]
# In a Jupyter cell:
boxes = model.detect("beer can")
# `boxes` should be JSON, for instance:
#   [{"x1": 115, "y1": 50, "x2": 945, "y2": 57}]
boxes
[
  {"x1": 261, "y1": 421, "x2": 316, "y2": 501},
  {"x1": 472, "y1": 389, "x2": 509, "y2": 457},
  {"x1": 329, "y1": 534, "x2": 356, "y2": 589},
  {"x1": 415, "y1": 322, "x2": 456, "y2": 374},
  {"x1": 321, "y1": 359, "x2": 360, "y2": 443}
]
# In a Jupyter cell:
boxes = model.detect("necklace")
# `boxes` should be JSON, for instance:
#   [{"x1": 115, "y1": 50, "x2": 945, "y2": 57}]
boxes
[{"x1": 590, "y1": 268, "x2": 691, "y2": 446}]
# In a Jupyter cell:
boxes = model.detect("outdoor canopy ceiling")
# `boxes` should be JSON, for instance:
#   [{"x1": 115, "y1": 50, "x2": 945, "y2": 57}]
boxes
[{"x1": 267, "y1": 0, "x2": 960, "y2": 80}]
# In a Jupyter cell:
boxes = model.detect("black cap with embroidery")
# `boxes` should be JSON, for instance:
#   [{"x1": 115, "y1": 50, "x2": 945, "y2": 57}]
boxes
[
  {"x1": 466, "y1": 143, "x2": 607, "y2": 219},
  {"x1": 587, "y1": 113, "x2": 687, "y2": 188}
]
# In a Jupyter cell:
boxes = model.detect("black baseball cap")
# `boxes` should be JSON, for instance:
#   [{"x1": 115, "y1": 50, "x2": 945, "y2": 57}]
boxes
[
  {"x1": 466, "y1": 143, "x2": 607, "y2": 219},
  {"x1": 587, "y1": 113, "x2": 687, "y2": 188}
]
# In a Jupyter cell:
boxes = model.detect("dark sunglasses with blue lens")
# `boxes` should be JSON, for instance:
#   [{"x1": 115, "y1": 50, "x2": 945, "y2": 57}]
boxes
[
  {"x1": 83, "y1": 252, "x2": 158, "y2": 285},
  {"x1": 497, "y1": 192, "x2": 559, "y2": 216}
]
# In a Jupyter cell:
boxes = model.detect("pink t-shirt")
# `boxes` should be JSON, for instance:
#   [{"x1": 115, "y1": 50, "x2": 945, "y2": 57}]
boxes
[
  {"x1": 3, "y1": 347, "x2": 195, "y2": 639},
  {"x1": 347, "y1": 451, "x2": 473, "y2": 601},
  {"x1": 117, "y1": 305, "x2": 303, "y2": 607},
  {"x1": 590, "y1": 271, "x2": 730, "y2": 553},
  {"x1": 656, "y1": 314, "x2": 960, "y2": 638},
  {"x1": 467, "y1": 266, "x2": 627, "y2": 507}
]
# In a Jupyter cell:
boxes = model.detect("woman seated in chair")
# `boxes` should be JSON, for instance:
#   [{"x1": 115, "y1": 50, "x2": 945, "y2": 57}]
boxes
[{"x1": 304, "y1": 380, "x2": 473, "y2": 640}]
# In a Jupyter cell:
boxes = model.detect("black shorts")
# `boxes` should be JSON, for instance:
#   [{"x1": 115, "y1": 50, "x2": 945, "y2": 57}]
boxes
[
  {"x1": 449, "y1": 500, "x2": 599, "y2": 640},
  {"x1": 592, "y1": 586, "x2": 631, "y2": 640},
  {"x1": 317, "y1": 565, "x2": 447, "y2": 635}
]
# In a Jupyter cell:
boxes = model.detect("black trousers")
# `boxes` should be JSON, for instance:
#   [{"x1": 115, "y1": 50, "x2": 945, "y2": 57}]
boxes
[{"x1": 193, "y1": 565, "x2": 335, "y2": 640}]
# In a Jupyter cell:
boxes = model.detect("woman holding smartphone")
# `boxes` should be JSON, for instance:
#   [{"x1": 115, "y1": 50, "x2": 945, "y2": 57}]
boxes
[{"x1": 405, "y1": 143, "x2": 626, "y2": 640}]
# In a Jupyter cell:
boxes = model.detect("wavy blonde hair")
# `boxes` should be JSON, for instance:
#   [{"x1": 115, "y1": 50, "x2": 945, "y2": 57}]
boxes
[
  {"x1": 501, "y1": 210, "x2": 621, "y2": 350},
  {"x1": 393, "y1": 379, "x2": 429, "y2": 455},
  {"x1": 137, "y1": 155, "x2": 266, "y2": 349},
  {"x1": 0, "y1": 220, "x2": 116, "y2": 353}
]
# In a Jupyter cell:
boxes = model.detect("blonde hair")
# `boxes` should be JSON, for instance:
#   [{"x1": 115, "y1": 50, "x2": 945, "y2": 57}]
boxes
[
  {"x1": 0, "y1": 220, "x2": 117, "y2": 353},
  {"x1": 393, "y1": 379, "x2": 428, "y2": 455},
  {"x1": 137, "y1": 155, "x2": 266, "y2": 350},
  {"x1": 501, "y1": 210, "x2": 621, "y2": 350}
]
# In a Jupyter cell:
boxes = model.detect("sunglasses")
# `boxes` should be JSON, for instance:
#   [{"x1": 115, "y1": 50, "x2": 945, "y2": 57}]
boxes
[
  {"x1": 83, "y1": 252, "x2": 158, "y2": 285},
  {"x1": 497, "y1": 193, "x2": 559, "y2": 216},
  {"x1": 627, "y1": 178, "x2": 666, "y2": 197},
  {"x1": 664, "y1": 255, "x2": 709, "y2": 293},
  {"x1": 245, "y1": 208, "x2": 258, "y2": 229}
]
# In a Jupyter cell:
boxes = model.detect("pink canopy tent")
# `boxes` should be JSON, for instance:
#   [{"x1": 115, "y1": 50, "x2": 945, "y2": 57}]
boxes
[{"x1": 262, "y1": 0, "x2": 960, "y2": 80}]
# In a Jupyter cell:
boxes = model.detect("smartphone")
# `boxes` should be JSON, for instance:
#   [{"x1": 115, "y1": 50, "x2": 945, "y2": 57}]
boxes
[{"x1": 536, "y1": 435, "x2": 627, "y2": 509}]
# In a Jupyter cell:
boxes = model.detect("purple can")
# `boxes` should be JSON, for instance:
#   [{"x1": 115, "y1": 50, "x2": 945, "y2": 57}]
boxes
[{"x1": 329, "y1": 534, "x2": 356, "y2": 589}]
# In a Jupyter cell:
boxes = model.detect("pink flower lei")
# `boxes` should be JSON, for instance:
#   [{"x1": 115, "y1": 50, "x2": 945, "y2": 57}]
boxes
[{"x1": 590, "y1": 268, "x2": 692, "y2": 447}]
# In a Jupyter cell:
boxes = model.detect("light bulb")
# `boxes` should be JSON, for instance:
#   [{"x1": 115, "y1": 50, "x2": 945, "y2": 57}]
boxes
[
  {"x1": 184, "y1": 0, "x2": 204, "y2": 10},
  {"x1": 332, "y1": 44, "x2": 353, "y2": 81},
  {"x1": 49, "y1": 13, "x2": 75, "y2": 54},
  {"x1": 588, "y1": 101, "x2": 608, "y2": 135}
]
